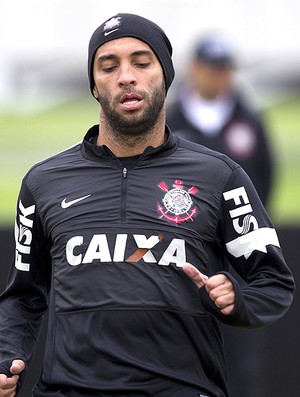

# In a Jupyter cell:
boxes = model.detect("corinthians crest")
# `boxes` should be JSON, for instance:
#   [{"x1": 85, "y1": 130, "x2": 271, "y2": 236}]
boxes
[{"x1": 157, "y1": 180, "x2": 198, "y2": 224}]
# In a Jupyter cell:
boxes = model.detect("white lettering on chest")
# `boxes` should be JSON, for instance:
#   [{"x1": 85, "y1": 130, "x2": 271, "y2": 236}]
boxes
[{"x1": 66, "y1": 234, "x2": 186, "y2": 267}]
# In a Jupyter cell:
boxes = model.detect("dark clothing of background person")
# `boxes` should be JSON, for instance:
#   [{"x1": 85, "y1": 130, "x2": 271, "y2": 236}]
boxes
[{"x1": 167, "y1": 92, "x2": 274, "y2": 207}]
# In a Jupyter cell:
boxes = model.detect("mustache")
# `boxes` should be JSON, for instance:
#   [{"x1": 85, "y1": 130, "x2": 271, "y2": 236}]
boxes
[{"x1": 114, "y1": 88, "x2": 148, "y2": 102}]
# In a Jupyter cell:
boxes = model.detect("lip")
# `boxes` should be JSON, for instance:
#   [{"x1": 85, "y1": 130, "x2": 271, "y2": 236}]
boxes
[{"x1": 119, "y1": 93, "x2": 143, "y2": 111}]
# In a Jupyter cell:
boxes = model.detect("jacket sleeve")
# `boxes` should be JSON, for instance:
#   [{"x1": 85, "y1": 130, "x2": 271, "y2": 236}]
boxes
[
  {"x1": 0, "y1": 178, "x2": 51, "y2": 378},
  {"x1": 199, "y1": 165, "x2": 295, "y2": 328}
]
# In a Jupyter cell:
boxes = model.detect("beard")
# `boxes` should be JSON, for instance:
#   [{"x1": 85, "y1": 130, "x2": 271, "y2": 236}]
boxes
[{"x1": 98, "y1": 80, "x2": 166, "y2": 139}]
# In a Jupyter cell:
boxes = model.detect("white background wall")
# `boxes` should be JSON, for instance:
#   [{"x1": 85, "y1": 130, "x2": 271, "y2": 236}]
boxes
[{"x1": 1, "y1": 0, "x2": 300, "y2": 109}]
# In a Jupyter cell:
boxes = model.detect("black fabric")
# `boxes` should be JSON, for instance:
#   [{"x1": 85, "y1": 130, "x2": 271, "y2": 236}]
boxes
[
  {"x1": 33, "y1": 378, "x2": 212, "y2": 397},
  {"x1": 0, "y1": 358, "x2": 12, "y2": 377},
  {"x1": 88, "y1": 13, "x2": 175, "y2": 94},
  {"x1": 0, "y1": 126, "x2": 294, "y2": 396}
]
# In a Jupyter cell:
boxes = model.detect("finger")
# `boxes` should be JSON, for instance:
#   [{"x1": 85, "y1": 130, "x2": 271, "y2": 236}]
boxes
[
  {"x1": 206, "y1": 282, "x2": 233, "y2": 301},
  {"x1": 10, "y1": 360, "x2": 25, "y2": 375},
  {"x1": 182, "y1": 263, "x2": 208, "y2": 288},
  {"x1": 220, "y1": 303, "x2": 235, "y2": 315},
  {"x1": 205, "y1": 274, "x2": 229, "y2": 292},
  {"x1": 0, "y1": 373, "x2": 19, "y2": 390},
  {"x1": 212, "y1": 292, "x2": 235, "y2": 310}
]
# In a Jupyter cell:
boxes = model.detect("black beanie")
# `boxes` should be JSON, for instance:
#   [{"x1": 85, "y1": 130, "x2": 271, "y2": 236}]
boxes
[{"x1": 88, "y1": 13, "x2": 175, "y2": 96}]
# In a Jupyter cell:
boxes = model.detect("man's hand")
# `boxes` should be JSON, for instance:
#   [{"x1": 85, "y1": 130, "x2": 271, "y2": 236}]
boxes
[
  {"x1": 183, "y1": 263, "x2": 235, "y2": 315},
  {"x1": 0, "y1": 360, "x2": 25, "y2": 397}
]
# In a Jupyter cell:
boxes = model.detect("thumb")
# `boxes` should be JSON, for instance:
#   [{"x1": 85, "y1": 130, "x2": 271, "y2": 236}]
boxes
[{"x1": 10, "y1": 360, "x2": 25, "y2": 375}]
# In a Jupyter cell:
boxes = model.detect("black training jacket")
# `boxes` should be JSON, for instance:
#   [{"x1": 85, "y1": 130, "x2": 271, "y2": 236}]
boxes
[{"x1": 0, "y1": 125, "x2": 294, "y2": 397}]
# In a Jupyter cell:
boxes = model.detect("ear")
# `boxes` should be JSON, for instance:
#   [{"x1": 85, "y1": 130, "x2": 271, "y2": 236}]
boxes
[{"x1": 92, "y1": 85, "x2": 99, "y2": 100}]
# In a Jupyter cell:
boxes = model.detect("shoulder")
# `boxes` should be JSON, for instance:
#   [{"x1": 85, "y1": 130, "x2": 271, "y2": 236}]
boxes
[
  {"x1": 23, "y1": 141, "x2": 82, "y2": 184},
  {"x1": 233, "y1": 94, "x2": 264, "y2": 123}
]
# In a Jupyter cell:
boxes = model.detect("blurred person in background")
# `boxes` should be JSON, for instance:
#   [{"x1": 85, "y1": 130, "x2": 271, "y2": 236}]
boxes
[
  {"x1": 167, "y1": 34, "x2": 274, "y2": 207},
  {"x1": 167, "y1": 35, "x2": 276, "y2": 397}
]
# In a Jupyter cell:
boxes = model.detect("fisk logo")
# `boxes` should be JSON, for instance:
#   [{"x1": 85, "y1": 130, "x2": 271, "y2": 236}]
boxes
[
  {"x1": 14, "y1": 201, "x2": 35, "y2": 271},
  {"x1": 223, "y1": 186, "x2": 279, "y2": 259},
  {"x1": 223, "y1": 186, "x2": 258, "y2": 234},
  {"x1": 66, "y1": 233, "x2": 186, "y2": 267}
]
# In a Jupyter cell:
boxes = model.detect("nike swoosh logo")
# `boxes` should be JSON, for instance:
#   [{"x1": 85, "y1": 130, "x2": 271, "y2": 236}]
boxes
[
  {"x1": 104, "y1": 28, "x2": 119, "y2": 36},
  {"x1": 61, "y1": 194, "x2": 91, "y2": 209}
]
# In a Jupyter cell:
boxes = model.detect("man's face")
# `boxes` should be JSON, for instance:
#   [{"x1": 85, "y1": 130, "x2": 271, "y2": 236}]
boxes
[
  {"x1": 92, "y1": 37, "x2": 166, "y2": 136},
  {"x1": 190, "y1": 59, "x2": 233, "y2": 99}
]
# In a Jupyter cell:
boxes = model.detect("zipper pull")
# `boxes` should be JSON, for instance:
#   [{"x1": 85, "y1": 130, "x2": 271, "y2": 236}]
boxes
[{"x1": 123, "y1": 167, "x2": 127, "y2": 178}]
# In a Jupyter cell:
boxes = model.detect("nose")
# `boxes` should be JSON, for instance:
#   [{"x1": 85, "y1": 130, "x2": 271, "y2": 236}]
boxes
[{"x1": 117, "y1": 63, "x2": 137, "y2": 87}]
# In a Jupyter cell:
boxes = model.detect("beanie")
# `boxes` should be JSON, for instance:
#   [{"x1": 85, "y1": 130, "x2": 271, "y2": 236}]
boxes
[
  {"x1": 194, "y1": 35, "x2": 235, "y2": 68},
  {"x1": 88, "y1": 13, "x2": 175, "y2": 95}
]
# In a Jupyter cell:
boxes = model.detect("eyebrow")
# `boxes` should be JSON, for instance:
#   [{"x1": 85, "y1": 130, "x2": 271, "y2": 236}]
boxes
[{"x1": 96, "y1": 49, "x2": 155, "y2": 63}]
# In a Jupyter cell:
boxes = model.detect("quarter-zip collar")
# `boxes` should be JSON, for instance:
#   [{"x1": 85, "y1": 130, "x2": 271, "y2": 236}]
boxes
[{"x1": 81, "y1": 124, "x2": 179, "y2": 164}]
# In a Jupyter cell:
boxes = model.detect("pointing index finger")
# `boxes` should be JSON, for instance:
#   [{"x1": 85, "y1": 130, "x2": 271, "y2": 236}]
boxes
[{"x1": 182, "y1": 263, "x2": 208, "y2": 288}]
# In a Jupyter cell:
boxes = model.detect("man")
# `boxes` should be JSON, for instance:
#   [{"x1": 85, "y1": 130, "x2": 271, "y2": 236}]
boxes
[
  {"x1": 0, "y1": 13, "x2": 294, "y2": 397},
  {"x1": 167, "y1": 35, "x2": 274, "y2": 206}
]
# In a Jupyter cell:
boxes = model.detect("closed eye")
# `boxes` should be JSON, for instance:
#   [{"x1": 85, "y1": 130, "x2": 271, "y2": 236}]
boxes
[
  {"x1": 102, "y1": 66, "x2": 117, "y2": 73},
  {"x1": 135, "y1": 62, "x2": 151, "y2": 68}
]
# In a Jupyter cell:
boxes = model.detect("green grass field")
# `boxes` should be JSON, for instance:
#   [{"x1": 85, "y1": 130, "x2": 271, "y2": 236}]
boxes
[
  {"x1": 263, "y1": 97, "x2": 300, "y2": 224},
  {"x1": 0, "y1": 95, "x2": 300, "y2": 226}
]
